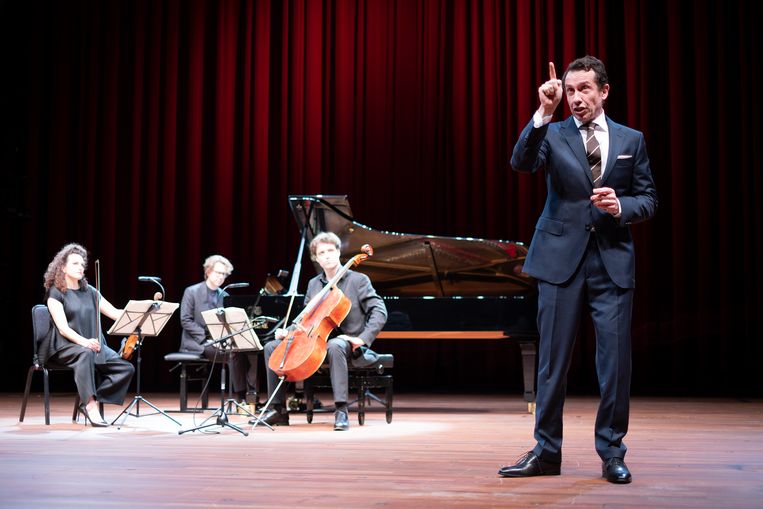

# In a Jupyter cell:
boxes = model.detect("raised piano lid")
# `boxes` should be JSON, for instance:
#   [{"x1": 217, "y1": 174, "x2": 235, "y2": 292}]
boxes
[{"x1": 288, "y1": 195, "x2": 536, "y2": 297}]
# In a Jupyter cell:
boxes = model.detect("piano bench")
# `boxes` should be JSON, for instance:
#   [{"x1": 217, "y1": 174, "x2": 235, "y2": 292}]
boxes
[
  {"x1": 164, "y1": 352, "x2": 211, "y2": 413},
  {"x1": 303, "y1": 354, "x2": 394, "y2": 425}
]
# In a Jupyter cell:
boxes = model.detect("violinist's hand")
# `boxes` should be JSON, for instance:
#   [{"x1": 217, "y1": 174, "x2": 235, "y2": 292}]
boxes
[
  {"x1": 82, "y1": 338, "x2": 101, "y2": 352},
  {"x1": 537, "y1": 62, "x2": 563, "y2": 118},
  {"x1": 346, "y1": 336, "x2": 365, "y2": 351},
  {"x1": 274, "y1": 328, "x2": 288, "y2": 341},
  {"x1": 591, "y1": 187, "x2": 622, "y2": 216}
]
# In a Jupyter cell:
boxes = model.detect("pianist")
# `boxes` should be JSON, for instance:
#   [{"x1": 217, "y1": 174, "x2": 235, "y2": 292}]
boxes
[
  {"x1": 179, "y1": 254, "x2": 256, "y2": 404},
  {"x1": 256, "y1": 232, "x2": 388, "y2": 430}
]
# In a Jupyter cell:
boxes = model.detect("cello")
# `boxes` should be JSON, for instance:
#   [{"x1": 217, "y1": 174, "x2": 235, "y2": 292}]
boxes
[{"x1": 268, "y1": 244, "x2": 374, "y2": 382}]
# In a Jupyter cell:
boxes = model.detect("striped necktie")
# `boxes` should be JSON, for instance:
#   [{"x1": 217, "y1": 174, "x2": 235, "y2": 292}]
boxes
[{"x1": 582, "y1": 122, "x2": 602, "y2": 186}]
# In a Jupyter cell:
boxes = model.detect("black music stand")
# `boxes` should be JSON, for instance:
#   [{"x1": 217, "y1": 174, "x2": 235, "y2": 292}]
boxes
[
  {"x1": 179, "y1": 307, "x2": 263, "y2": 436},
  {"x1": 109, "y1": 299, "x2": 181, "y2": 428}
]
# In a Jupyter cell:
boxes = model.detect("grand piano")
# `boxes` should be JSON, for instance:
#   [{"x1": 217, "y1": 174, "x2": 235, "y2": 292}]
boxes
[{"x1": 230, "y1": 195, "x2": 539, "y2": 410}]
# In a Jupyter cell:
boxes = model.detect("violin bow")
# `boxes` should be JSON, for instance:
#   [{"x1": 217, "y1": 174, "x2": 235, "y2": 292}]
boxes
[{"x1": 95, "y1": 259, "x2": 103, "y2": 345}]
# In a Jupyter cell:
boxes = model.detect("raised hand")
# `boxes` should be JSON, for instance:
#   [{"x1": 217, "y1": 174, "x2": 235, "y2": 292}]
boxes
[{"x1": 538, "y1": 62, "x2": 563, "y2": 116}]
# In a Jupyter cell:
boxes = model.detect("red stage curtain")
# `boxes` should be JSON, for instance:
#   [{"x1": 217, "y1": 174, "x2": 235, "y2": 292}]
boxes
[{"x1": 3, "y1": 0, "x2": 761, "y2": 395}]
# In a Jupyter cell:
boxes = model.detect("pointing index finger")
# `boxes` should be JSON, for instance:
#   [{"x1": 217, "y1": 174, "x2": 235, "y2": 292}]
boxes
[{"x1": 549, "y1": 62, "x2": 557, "y2": 81}]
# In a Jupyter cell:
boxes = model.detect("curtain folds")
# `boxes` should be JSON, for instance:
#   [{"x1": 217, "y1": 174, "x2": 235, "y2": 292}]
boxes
[{"x1": 4, "y1": 0, "x2": 761, "y2": 394}]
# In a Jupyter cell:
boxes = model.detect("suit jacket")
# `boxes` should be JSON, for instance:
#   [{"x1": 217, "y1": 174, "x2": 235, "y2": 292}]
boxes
[
  {"x1": 511, "y1": 116, "x2": 658, "y2": 288},
  {"x1": 304, "y1": 270, "x2": 387, "y2": 348},
  {"x1": 179, "y1": 281, "x2": 227, "y2": 353}
]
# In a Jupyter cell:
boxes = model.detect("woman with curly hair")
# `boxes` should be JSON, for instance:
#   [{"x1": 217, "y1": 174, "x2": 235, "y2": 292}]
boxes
[{"x1": 41, "y1": 243, "x2": 135, "y2": 427}]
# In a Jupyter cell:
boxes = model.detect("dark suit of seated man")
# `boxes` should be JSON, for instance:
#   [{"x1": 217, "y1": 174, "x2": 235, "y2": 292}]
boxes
[
  {"x1": 179, "y1": 254, "x2": 256, "y2": 403},
  {"x1": 256, "y1": 232, "x2": 388, "y2": 430}
]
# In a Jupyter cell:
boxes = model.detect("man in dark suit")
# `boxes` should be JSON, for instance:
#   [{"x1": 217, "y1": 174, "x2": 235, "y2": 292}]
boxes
[
  {"x1": 255, "y1": 232, "x2": 387, "y2": 431},
  {"x1": 179, "y1": 254, "x2": 255, "y2": 403},
  {"x1": 499, "y1": 56, "x2": 657, "y2": 483}
]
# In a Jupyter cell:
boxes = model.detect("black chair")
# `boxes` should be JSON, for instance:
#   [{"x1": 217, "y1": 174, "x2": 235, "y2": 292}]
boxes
[
  {"x1": 163, "y1": 352, "x2": 212, "y2": 412},
  {"x1": 303, "y1": 353, "x2": 394, "y2": 425},
  {"x1": 19, "y1": 304, "x2": 81, "y2": 424}
]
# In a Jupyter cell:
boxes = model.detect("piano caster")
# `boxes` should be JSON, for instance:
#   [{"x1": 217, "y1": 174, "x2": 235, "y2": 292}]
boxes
[{"x1": 528, "y1": 402, "x2": 536, "y2": 415}]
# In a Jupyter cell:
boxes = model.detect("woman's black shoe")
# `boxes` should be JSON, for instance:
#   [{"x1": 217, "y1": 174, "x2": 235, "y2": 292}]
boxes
[{"x1": 78, "y1": 403, "x2": 109, "y2": 427}]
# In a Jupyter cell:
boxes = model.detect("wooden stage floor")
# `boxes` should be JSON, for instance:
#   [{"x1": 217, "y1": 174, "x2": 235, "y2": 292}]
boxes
[{"x1": 1, "y1": 392, "x2": 761, "y2": 508}]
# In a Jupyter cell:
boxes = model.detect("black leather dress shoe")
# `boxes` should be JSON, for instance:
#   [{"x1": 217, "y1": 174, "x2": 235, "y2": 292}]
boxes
[
  {"x1": 249, "y1": 408, "x2": 289, "y2": 426},
  {"x1": 498, "y1": 451, "x2": 561, "y2": 477},
  {"x1": 334, "y1": 408, "x2": 349, "y2": 431},
  {"x1": 602, "y1": 457, "x2": 632, "y2": 484}
]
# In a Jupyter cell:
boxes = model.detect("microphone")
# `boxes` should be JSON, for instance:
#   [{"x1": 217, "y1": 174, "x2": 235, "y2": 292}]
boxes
[
  {"x1": 222, "y1": 282, "x2": 250, "y2": 292},
  {"x1": 139, "y1": 275, "x2": 165, "y2": 300},
  {"x1": 258, "y1": 316, "x2": 280, "y2": 323}
]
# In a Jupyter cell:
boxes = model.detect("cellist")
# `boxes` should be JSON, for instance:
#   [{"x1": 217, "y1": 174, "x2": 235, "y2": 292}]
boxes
[{"x1": 256, "y1": 232, "x2": 388, "y2": 430}]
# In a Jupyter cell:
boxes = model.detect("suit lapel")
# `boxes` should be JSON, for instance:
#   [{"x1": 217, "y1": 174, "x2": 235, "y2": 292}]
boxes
[
  {"x1": 602, "y1": 117, "x2": 623, "y2": 186},
  {"x1": 561, "y1": 117, "x2": 594, "y2": 185}
]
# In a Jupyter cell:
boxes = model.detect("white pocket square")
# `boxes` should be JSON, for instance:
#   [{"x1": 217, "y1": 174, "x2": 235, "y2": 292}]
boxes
[{"x1": 616, "y1": 154, "x2": 633, "y2": 159}]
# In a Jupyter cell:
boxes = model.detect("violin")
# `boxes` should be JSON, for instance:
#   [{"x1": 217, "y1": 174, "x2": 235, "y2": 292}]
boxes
[
  {"x1": 268, "y1": 244, "x2": 373, "y2": 382},
  {"x1": 119, "y1": 334, "x2": 139, "y2": 360},
  {"x1": 119, "y1": 291, "x2": 162, "y2": 360}
]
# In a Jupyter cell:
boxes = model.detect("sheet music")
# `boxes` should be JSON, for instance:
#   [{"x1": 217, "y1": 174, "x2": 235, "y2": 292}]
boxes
[
  {"x1": 202, "y1": 307, "x2": 263, "y2": 351},
  {"x1": 107, "y1": 299, "x2": 179, "y2": 337}
]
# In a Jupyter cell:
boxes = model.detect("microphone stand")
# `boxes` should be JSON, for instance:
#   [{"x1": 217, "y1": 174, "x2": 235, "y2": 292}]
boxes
[
  {"x1": 179, "y1": 321, "x2": 267, "y2": 436},
  {"x1": 220, "y1": 281, "x2": 258, "y2": 412}
]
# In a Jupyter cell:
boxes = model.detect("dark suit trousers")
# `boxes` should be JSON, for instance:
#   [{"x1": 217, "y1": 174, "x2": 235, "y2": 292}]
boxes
[
  {"x1": 201, "y1": 345, "x2": 249, "y2": 395},
  {"x1": 532, "y1": 236, "x2": 633, "y2": 463},
  {"x1": 264, "y1": 337, "x2": 352, "y2": 407}
]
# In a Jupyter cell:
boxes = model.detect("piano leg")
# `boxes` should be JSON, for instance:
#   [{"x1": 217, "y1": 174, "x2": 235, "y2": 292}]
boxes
[{"x1": 517, "y1": 340, "x2": 537, "y2": 415}]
